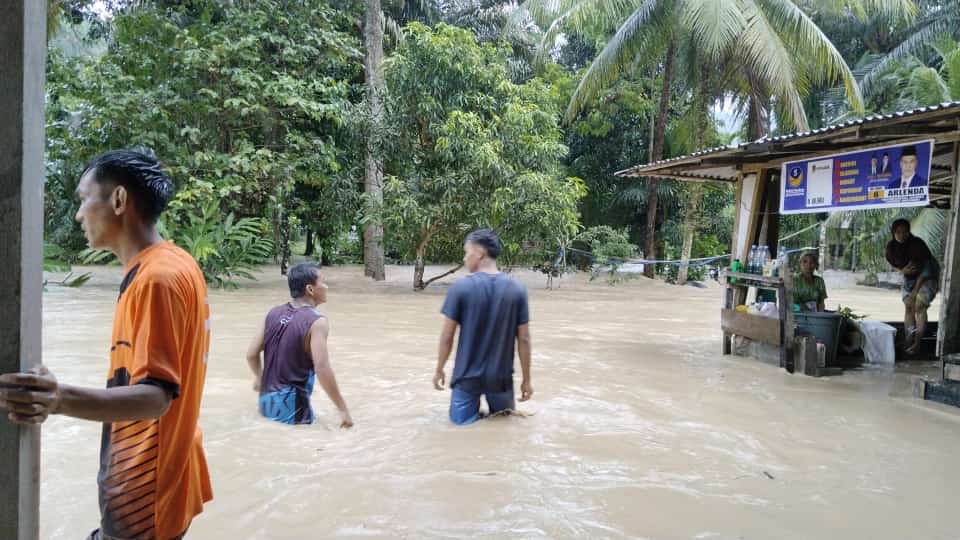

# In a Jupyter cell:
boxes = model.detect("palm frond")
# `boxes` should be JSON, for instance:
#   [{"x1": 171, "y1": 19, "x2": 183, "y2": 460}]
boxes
[
  {"x1": 861, "y1": 15, "x2": 952, "y2": 95},
  {"x1": 564, "y1": 0, "x2": 664, "y2": 122},
  {"x1": 940, "y1": 41, "x2": 960, "y2": 100},
  {"x1": 814, "y1": 0, "x2": 917, "y2": 22},
  {"x1": 905, "y1": 66, "x2": 951, "y2": 105},
  {"x1": 682, "y1": 0, "x2": 745, "y2": 60},
  {"x1": 738, "y1": 0, "x2": 808, "y2": 129},
  {"x1": 911, "y1": 207, "x2": 947, "y2": 255},
  {"x1": 759, "y1": 0, "x2": 865, "y2": 115},
  {"x1": 858, "y1": 0, "x2": 917, "y2": 20},
  {"x1": 522, "y1": 0, "x2": 649, "y2": 66}
]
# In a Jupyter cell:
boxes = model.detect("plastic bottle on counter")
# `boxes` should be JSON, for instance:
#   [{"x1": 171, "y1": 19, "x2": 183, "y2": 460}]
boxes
[{"x1": 730, "y1": 259, "x2": 743, "y2": 283}]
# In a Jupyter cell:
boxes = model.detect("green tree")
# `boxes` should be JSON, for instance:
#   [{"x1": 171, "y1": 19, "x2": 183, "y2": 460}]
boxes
[
  {"x1": 381, "y1": 23, "x2": 584, "y2": 289},
  {"x1": 893, "y1": 38, "x2": 960, "y2": 108},
  {"x1": 45, "y1": 0, "x2": 364, "y2": 284},
  {"x1": 862, "y1": 0, "x2": 959, "y2": 94},
  {"x1": 520, "y1": 0, "x2": 911, "y2": 277}
]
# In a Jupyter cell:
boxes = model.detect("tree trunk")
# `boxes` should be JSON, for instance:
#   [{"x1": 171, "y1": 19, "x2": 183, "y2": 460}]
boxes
[
  {"x1": 850, "y1": 221, "x2": 858, "y2": 272},
  {"x1": 279, "y1": 188, "x2": 293, "y2": 276},
  {"x1": 363, "y1": 0, "x2": 386, "y2": 281},
  {"x1": 304, "y1": 228, "x2": 315, "y2": 256},
  {"x1": 678, "y1": 65, "x2": 711, "y2": 286},
  {"x1": 677, "y1": 184, "x2": 703, "y2": 285},
  {"x1": 413, "y1": 246, "x2": 427, "y2": 291},
  {"x1": 819, "y1": 220, "x2": 829, "y2": 270},
  {"x1": 746, "y1": 71, "x2": 770, "y2": 140},
  {"x1": 412, "y1": 228, "x2": 435, "y2": 291},
  {"x1": 643, "y1": 38, "x2": 677, "y2": 278}
]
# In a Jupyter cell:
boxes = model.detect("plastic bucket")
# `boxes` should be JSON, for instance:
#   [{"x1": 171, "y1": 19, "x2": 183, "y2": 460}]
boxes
[{"x1": 794, "y1": 312, "x2": 842, "y2": 366}]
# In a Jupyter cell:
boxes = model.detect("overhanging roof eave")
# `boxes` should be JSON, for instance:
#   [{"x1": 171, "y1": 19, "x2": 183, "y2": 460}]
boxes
[{"x1": 615, "y1": 101, "x2": 960, "y2": 179}]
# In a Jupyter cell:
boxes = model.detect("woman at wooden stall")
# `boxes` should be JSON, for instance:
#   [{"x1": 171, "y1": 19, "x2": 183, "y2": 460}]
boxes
[{"x1": 793, "y1": 251, "x2": 828, "y2": 312}]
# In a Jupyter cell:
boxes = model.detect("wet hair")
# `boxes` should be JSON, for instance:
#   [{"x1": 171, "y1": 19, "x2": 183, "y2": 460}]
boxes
[
  {"x1": 82, "y1": 149, "x2": 174, "y2": 224},
  {"x1": 800, "y1": 251, "x2": 819, "y2": 271},
  {"x1": 288, "y1": 262, "x2": 322, "y2": 298},
  {"x1": 465, "y1": 229, "x2": 501, "y2": 259},
  {"x1": 891, "y1": 218, "x2": 911, "y2": 235},
  {"x1": 902, "y1": 146, "x2": 918, "y2": 158}
]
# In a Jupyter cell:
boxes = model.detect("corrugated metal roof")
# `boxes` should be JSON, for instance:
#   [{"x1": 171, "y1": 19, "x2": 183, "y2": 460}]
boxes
[{"x1": 616, "y1": 101, "x2": 960, "y2": 177}]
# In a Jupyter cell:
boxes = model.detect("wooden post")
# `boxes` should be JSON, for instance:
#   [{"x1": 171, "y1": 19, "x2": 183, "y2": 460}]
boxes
[
  {"x1": 781, "y1": 263, "x2": 795, "y2": 372},
  {"x1": 729, "y1": 173, "x2": 745, "y2": 261},
  {"x1": 732, "y1": 170, "x2": 766, "y2": 263},
  {"x1": 731, "y1": 170, "x2": 767, "y2": 306},
  {"x1": 937, "y1": 143, "x2": 960, "y2": 367},
  {"x1": 764, "y1": 173, "x2": 781, "y2": 253},
  {"x1": 0, "y1": 2, "x2": 45, "y2": 539},
  {"x1": 722, "y1": 278, "x2": 733, "y2": 355}
]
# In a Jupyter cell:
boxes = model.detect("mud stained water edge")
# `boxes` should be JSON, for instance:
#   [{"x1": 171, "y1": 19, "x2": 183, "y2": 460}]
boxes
[{"x1": 39, "y1": 265, "x2": 958, "y2": 540}]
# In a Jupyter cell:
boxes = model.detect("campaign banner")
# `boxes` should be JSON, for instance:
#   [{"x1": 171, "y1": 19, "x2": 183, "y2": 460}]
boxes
[{"x1": 780, "y1": 140, "x2": 933, "y2": 214}]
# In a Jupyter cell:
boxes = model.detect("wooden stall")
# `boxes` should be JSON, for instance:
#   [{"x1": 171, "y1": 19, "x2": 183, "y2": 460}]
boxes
[{"x1": 616, "y1": 102, "x2": 960, "y2": 406}]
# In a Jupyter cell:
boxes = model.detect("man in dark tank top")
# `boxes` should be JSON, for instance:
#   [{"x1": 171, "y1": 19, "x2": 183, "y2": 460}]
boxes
[{"x1": 246, "y1": 262, "x2": 353, "y2": 427}]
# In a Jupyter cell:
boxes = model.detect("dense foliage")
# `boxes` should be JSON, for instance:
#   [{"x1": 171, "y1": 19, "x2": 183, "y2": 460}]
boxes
[
  {"x1": 46, "y1": 0, "x2": 363, "y2": 285},
  {"x1": 380, "y1": 23, "x2": 584, "y2": 289},
  {"x1": 41, "y1": 0, "x2": 960, "y2": 288}
]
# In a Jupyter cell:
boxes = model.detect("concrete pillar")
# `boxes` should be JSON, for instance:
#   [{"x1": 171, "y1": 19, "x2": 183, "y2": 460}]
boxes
[{"x1": 0, "y1": 1, "x2": 46, "y2": 538}]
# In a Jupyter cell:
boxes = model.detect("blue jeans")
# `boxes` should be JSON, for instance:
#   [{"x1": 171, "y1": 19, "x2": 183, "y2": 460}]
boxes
[{"x1": 449, "y1": 387, "x2": 515, "y2": 425}]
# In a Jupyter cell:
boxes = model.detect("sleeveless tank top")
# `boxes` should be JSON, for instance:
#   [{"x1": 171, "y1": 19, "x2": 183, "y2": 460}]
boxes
[{"x1": 261, "y1": 303, "x2": 323, "y2": 396}]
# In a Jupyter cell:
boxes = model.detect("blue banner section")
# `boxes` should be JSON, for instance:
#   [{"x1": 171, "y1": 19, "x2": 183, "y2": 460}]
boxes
[{"x1": 780, "y1": 140, "x2": 933, "y2": 214}]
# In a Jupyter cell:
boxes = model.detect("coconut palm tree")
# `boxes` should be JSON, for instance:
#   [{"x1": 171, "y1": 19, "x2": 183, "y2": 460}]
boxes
[
  {"x1": 518, "y1": 0, "x2": 914, "y2": 276},
  {"x1": 832, "y1": 38, "x2": 960, "y2": 273},
  {"x1": 894, "y1": 37, "x2": 960, "y2": 108},
  {"x1": 862, "y1": 0, "x2": 959, "y2": 94}
]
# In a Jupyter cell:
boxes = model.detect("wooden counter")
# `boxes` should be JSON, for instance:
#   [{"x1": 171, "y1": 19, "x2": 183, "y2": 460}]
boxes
[{"x1": 720, "y1": 262, "x2": 796, "y2": 370}]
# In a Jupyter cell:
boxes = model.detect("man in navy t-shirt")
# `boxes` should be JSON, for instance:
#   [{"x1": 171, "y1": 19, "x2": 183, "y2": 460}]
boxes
[{"x1": 434, "y1": 229, "x2": 533, "y2": 424}]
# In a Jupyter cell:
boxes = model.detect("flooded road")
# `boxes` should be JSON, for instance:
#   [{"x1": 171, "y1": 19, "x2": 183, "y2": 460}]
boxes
[{"x1": 39, "y1": 265, "x2": 958, "y2": 539}]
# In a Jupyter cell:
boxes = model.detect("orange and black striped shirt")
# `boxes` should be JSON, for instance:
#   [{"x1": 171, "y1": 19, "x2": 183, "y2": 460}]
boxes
[{"x1": 99, "y1": 241, "x2": 213, "y2": 540}]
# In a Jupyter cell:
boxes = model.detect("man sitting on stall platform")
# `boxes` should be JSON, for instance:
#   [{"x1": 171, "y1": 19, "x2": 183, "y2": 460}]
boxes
[
  {"x1": 794, "y1": 251, "x2": 828, "y2": 312},
  {"x1": 885, "y1": 218, "x2": 940, "y2": 355}
]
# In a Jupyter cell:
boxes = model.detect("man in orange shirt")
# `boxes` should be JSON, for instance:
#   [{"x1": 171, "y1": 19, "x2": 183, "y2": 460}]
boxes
[{"x1": 0, "y1": 150, "x2": 212, "y2": 539}]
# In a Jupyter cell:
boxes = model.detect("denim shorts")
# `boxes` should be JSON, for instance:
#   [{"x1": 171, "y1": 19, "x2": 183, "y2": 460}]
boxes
[
  {"x1": 902, "y1": 277, "x2": 939, "y2": 308},
  {"x1": 449, "y1": 386, "x2": 515, "y2": 425}
]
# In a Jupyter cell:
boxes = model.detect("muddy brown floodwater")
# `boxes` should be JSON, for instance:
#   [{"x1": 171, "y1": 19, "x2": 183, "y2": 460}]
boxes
[{"x1": 39, "y1": 265, "x2": 958, "y2": 539}]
